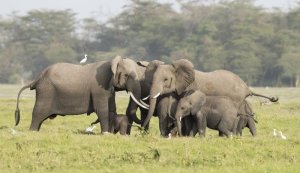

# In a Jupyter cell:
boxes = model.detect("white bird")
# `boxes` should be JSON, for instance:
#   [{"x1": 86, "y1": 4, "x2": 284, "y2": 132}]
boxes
[
  {"x1": 80, "y1": 54, "x2": 88, "y2": 64},
  {"x1": 273, "y1": 129, "x2": 277, "y2": 137},
  {"x1": 85, "y1": 125, "x2": 96, "y2": 133},
  {"x1": 10, "y1": 128, "x2": 17, "y2": 135},
  {"x1": 278, "y1": 131, "x2": 287, "y2": 140},
  {"x1": 167, "y1": 133, "x2": 172, "y2": 140}
]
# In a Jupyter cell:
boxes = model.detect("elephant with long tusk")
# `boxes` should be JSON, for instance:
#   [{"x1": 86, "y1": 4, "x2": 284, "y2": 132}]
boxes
[
  {"x1": 142, "y1": 59, "x2": 279, "y2": 129},
  {"x1": 111, "y1": 56, "x2": 179, "y2": 136}
]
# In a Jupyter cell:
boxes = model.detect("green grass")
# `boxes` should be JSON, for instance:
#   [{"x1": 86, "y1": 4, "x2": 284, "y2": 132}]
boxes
[{"x1": 0, "y1": 85, "x2": 299, "y2": 173}]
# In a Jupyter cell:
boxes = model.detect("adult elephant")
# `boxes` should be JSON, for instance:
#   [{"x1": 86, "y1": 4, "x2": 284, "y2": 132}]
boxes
[
  {"x1": 111, "y1": 56, "x2": 179, "y2": 136},
  {"x1": 142, "y1": 59, "x2": 278, "y2": 128},
  {"x1": 15, "y1": 61, "x2": 116, "y2": 132}
]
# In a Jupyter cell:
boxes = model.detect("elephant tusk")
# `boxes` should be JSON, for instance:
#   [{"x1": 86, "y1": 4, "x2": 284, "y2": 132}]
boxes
[
  {"x1": 179, "y1": 116, "x2": 182, "y2": 122},
  {"x1": 129, "y1": 92, "x2": 149, "y2": 109},
  {"x1": 152, "y1": 93, "x2": 160, "y2": 99},
  {"x1": 142, "y1": 95, "x2": 150, "y2": 100},
  {"x1": 140, "y1": 100, "x2": 150, "y2": 107}
]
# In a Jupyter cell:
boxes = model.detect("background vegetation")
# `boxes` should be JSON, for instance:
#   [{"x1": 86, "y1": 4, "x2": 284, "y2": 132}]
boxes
[
  {"x1": 1, "y1": 0, "x2": 300, "y2": 86},
  {"x1": 0, "y1": 85, "x2": 299, "y2": 172}
]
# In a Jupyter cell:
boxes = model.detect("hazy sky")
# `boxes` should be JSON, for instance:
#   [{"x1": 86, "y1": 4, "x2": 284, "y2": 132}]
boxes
[{"x1": 0, "y1": 0, "x2": 298, "y2": 21}]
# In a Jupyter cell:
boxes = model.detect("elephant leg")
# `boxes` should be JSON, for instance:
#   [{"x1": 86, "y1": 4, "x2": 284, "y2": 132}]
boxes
[
  {"x1": 232, "y1": 116, "x2": 240, "y2": 136},
  {"x1": 140, "y1": 109, "x2": 149, "y2": 131},
  {"x1": 218, "y1": 121, "x2": 231, "y2": 137},
  {"x1": 29, "y1": 91, "x2": 53, "y2": 131},
  {"x1": 119, "y1": 119, "x2": 128, "y2": 135},
  {"x1": 158, "y1": 113, "x2": 169, "y2": 137},
  {"x1": 94, "y1": 97, "x2": 110, "y2": 133},
  {"x1": 196, "y1": 112, "x2": 206, "y2": 137},
  {"x1": 219, "y1": 131, "x2": 225, "y2": 137},
  {"x1": 190, "y1": 120, "x2": 198, "y2": 137},
  {"x1": 126, "y1": 117, "x2": 133, "y2": 135},
  {"x1": 30, "y1": 103, "x2": 51, "y2": 131}
]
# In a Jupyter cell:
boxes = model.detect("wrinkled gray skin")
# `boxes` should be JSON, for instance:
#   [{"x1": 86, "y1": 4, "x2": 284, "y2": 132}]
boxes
[
  {"x1": 15, "y1": 61, "x2": 115, "y2": 132},
  {"x1": 156, "y1": 93, "x2": 179, "y2": 136},
  {"x1": 143, "y1": 59, "x2": 278, "y2": 128},
  {"x1": 236, "y1": 100, "x2": 257, "y2": 136},
  {"x1": 236, "y1": 114, "x2": 257, "y2": 136},
  {"x1": 91, "y1": 114, "x2": 128, "y2": 135},
  {"x1": 112, "y1": 56, "x2": 177, "y2": 136},
  {"x1": 175, "y1": 90, "x2": 240, "y2": 137}
]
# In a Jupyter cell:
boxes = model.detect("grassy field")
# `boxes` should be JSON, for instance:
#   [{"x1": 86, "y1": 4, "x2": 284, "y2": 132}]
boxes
[{"x1": 0, "y1": 85, "x2": 299, "y2": 173}]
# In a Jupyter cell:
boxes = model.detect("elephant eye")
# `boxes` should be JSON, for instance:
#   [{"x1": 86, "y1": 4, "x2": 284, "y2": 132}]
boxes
[
  {"x1": 124, "y1": 74, "x2": 129, "y2": 78},
  {"x1": 164, "y1": 78, "x2": 168, "y2": 81},
  {"x1": 181, "y1": 107, "x2": 184, "y2": 110}
]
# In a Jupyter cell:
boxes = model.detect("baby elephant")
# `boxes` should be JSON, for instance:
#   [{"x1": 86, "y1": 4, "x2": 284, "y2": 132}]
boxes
[
  {"x1": 236, "y1": 114, "x2": 257, "y2": 136},
  {"x1": 175, "y1": 90, "x2": 240, "y2": 137},
  {"x1": 91, "y1": 114, "x2": 128, "y2": 135}
]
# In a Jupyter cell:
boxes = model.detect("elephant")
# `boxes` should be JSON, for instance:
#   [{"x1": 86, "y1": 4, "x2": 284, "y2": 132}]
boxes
[
  {"x1": 141, "y1": 59, "x2": 278, "y2": 128},
  {"x1": 236, "y1": 114, "x2": 257, "y2": 136},
  {"x1": 91, "y1": 113, "x2": 129, "y2": 135},
  {"x1": 175, "y1": 90, "x2": 241, "y2": 137},
  {"x1": 111, "y1": 56, "x2": 178, "y2": 136},
  {"x1": 15, "y1": 61, "x2": 116, "y2": 133},
  {"x1": 236, "y1": 99, "x2": 257, "y2": 136}
]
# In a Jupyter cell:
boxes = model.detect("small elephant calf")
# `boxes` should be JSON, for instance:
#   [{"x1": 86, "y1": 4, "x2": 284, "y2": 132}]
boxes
[
  {"x1": 91, "y1": 113, "x2": 128, "y2": 135},
  {"x1": 175, "y1": 90, "x2": 241, "y2": 137}
]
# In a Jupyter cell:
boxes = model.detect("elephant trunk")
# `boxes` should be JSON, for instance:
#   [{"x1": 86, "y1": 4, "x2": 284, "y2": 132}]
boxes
[
  {"x1": 142, "y1": 97, "x2": 157, "y2": 128},
  {"x1": 142, "y1": 85, "x2": 162, "y2": 128},
  {"x1": 126, "y1": 78, "x2": 143, "y2": 124},
  {"x1": 176, "y1": 117, "x2": 182, "y2": 136}
]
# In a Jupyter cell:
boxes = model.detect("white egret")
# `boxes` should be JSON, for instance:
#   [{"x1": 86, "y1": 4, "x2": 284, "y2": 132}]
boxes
[
  {"x1": 278, "y1": 131, "x2": 287, "y2": 140},
  {"x1": 273, "y1": 129, "x2": 277, "y2": 137},
  {"x1": 80, "y1": 54, "x2": 88, "y2": 64},
  {"x1": 85, "y1": 125, "x2": 96, "y2": 133},
  {"x1": 10, "y1": 128, "x2": 17, "y2": 135}
]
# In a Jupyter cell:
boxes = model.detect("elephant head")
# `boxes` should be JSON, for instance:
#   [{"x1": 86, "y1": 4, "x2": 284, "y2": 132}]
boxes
[
  {"x1": 111, "y1": 56, "x2": 164, "y2": 125},
  {"x1": 142, "y1": 59, "x2": 195, "y2": 127},
  {"x1": 174, "y1": 90, "x2": 206, "y2": 136}
]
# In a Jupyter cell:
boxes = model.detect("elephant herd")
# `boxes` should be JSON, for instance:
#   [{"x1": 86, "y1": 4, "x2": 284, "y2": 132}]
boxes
[{"x1": 15, "y1": 56, "x2": 278, "y2": 137}]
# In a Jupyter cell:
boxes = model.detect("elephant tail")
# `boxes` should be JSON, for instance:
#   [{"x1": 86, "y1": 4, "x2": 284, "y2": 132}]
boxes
[
  {"x1": 15, "y1": 80, "x2": 38, "y2": 126},
  {"x1": 248, "y1": 91, "x2": 279, "y2": 102}
]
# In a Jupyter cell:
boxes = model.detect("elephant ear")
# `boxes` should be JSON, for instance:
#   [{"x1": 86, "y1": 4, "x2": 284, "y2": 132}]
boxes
[
  {"x1": 111, "y1": 55, "x2": 122, "y2": 79},
  {"x1": 172, "y1": 59, "x2": 195, "y2": 95}
]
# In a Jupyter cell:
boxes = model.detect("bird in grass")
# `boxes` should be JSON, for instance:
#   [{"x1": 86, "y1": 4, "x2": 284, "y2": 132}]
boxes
[
  {"x1": 80, "y1": 54, "x2": 88, "y2": 64},
  {"x1": 167, "y1": 133, "x2": 172, "y2": 140},
  {"x1": 85, "y1": 125, "x2": 96, "y2": 133},
  {"x1": 10, "y1": 128, "x2": 17, "y2": 135},
  {"x1": 278, "y1": 131, "x2": 287, "y2": 140},
  {"x1": 273, "y1": 129, "x2": 277, "y2": 137}
]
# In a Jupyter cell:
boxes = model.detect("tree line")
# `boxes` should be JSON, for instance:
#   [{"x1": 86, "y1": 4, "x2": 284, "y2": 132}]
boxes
[{"x1": 0, "y1": 0, "x2": 299, "y2": 87}]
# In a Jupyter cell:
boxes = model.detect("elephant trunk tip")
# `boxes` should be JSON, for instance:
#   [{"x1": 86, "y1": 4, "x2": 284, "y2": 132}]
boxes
[{"x1": 15, "y1": 108, "x2": 20, "y2": 126}]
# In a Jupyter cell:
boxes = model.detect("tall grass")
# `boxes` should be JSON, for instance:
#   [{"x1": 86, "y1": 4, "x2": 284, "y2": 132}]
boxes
[{"x1": 0, "y1": 86, "x2": 299, "y2": 172}]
